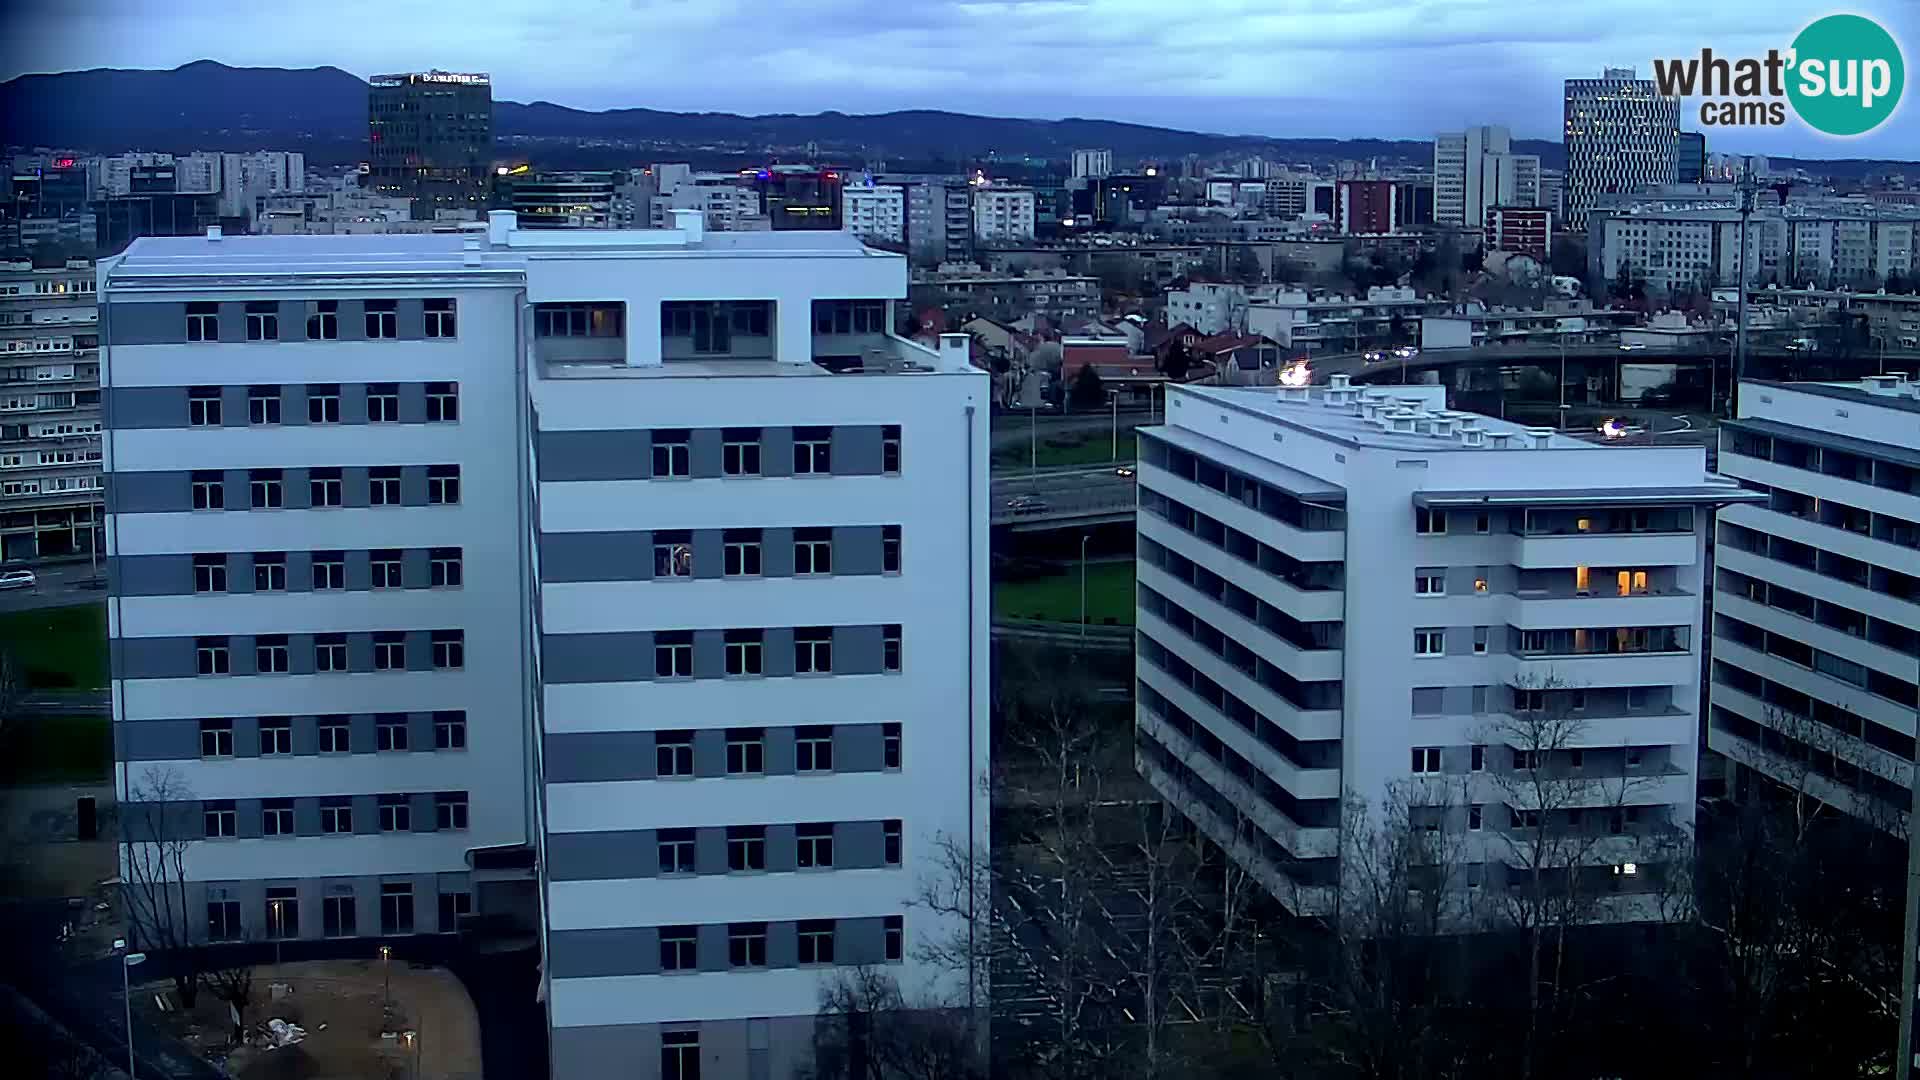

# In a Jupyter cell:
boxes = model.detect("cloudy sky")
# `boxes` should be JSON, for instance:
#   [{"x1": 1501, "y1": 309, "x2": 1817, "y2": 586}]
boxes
[{"x1": 5, "y1": 0, "x2": 1916, "y2": 157}]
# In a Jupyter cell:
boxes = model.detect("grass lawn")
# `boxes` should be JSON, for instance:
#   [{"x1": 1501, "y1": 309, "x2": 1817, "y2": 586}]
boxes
[
  {"x1": 994, "y1": 560, "x2": 1136, "y2": 626},
  {"x1": 993, "y1": 431, "x2": 1137, "y2": 469},
  {"x1": 0, "y1": 713, "x2": 110, "y2": 785},
  {"x1": 0, "y1": 602, "x2": 109, "y2": 690}
]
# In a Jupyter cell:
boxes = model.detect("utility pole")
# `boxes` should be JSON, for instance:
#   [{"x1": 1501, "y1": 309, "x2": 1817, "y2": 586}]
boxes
[
  {"x1": 1898, "y1": 650, "x2": 1920, "y2": 1080},
  {"x1": 1731, "y1": 157, "x2": 1758, "y2": 418}
]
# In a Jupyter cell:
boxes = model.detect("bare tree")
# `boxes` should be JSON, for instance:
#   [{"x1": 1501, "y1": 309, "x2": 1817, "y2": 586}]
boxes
[
  {"x1": 122, "y1": 764, "x2": 202, "y2": 1006},
  {"x1": 803, "y1": 966, "x2": 985, "y2": 1080},
  {"x1": 203, "y1": 964, "x2": 255, "y2": 1046},
  {"x1": 0, "y1": 647, "x2": 22, "y2": 738}
]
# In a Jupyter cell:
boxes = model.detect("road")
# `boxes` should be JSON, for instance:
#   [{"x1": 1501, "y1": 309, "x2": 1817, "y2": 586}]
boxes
[
  {"x1": 990, "y1": 409, "x2": 1154, "y2": 453},
  {"x1": 991, "y1": 465, "x2": 1138, "y2": 527},
  {"x1": 0, "y1": 560, "x2": 108, "y2": 613}
]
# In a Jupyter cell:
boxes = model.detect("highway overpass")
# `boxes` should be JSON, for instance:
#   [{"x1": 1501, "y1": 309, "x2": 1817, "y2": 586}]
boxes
[{"x1": 991, "y1": 465, "x2": 1137, "y2": 529}]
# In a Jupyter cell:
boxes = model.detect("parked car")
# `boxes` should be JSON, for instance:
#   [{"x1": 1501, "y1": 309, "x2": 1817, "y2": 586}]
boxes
[
  {"x1": 0, "y1": 569, "x2": 37, "y2": 590},
  {"x1": 1005, "y1": 495, "x2": 1051, "y2": 515}
]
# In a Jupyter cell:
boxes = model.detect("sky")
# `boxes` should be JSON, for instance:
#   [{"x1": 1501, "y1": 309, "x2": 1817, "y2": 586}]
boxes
[{"x1": 5, "y1": 0, "x2": 1918, "y2": 159}]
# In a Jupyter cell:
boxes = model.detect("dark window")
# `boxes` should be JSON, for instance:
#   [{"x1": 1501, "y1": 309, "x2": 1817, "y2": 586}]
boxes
[
  {"x1": 378, "y1": 794, "x2": 411, "y2": 832},
  {"x1": 652, "y1": 430, "x2": 690, "y2": 478},
  {"x1": 425, "y1": 298, "x2": 457, "y2": 338},
  {"x1": 365, "y1": 299, "x2": 399, "y2": 339},
  {"x1": 727, "y1": 825, "x2": 766, "y2": 871},
  {"x1": 248, "y1": 468, "x2": 283, "y2": 509},
  {"x1": 320, "y1": 798, "x2": 352, "y2": 833},
  {"x1": 370, "y1": 549, "x2": 402, "y2": 588},
  {"x1": 884, "y1": 915, "x2": 903, "y2": 961},
  {"x1": 727, "y1": 727, "x2": 764, "y2": 774},
  {"x1": 196, "y1": 636, "x2": 230, "y2": 675},
  {"x1": 309, "y1": 467, "x2": 343, "y2": 507},
  {"x1": 437, "y1": 891, "x2": 472, "y2": 931},
  {"x1": 307, "y1": 383, "x2": 340, "y2": 423},
  {"x1": 373, "y1": 632, "x2": 406, "y2": 671},
  {"x1": 319, "y1": 715, "x2": 350, "y2": 752},
  {"x1": 258, "y1": 716, "x2": 291, "y2": 754},
  {"x1": 367, "y1": 383, "x2": 400, "y2": 422},
  {"x1": 883, "y1": 624, "x2": 902, "y2": 672},
  {"x1": 312, "y1": 551, "x2": 345, "y2": 590},
  {"x1": 883, "y1": 723, "x2": 901, "y2": 769},
  {"x1": 723, "y1": 428, "x2": 761, "y2": 476},
  {"x1": 882, "y1": 425, "x2": 901, "y2": 474},
  {"x1": 188, "y1": 386, "x2": 222, "y2": 426},
  {"x1": 252, "y1": 551, "x2": 286, "y2": 592},
  {"x1": 430, "y1": 547, "x2": 463, "y2": 587},
  {"x1": 794, "y1": 426, "x2": 832, "y2": 474},
  {"x1": 246, "y1": 301, "x2": 279, "y2": 342},
  {"x1": 795, "y1": 628, "x2": 832, "y2": 674},
  {"x1": 796, "y1": 725, "x2": 834, "y2": 772},
  {"x1": 660, "y1": 926, "x2": 696, "y2": 971},
  {"x1": 725, "y1": 629, "x2": 763, "y2": 676},
  {"x1": 427, "y1": 464, "x2": 460, "y2": 504},
  {"x1": 655, "y1": 631, "x2": 693, "y2": 679},
  {"x1": 263, "y1": 801, "x2": 294, "y2": 837},
  {"x1": 656, "y1": 730, "x2": 694, "y2": 777},
  {"x1": 882, "y1": 525, "x2": 901, "y2": 573},
  {"x1": 728, "y1": 923, "x2": 768, "y2": 968},
  {"x1": 657, "y1": 828, "x2": 695, "y2": 874},
  {"x1": 723, "y1": 529, "x2": 762, "y2": 577},
  {"x1": 191, "y1": 470, "x2": 224, "y2": 509},
  {"x1": 379, "y1": 882, "x2": 414, "y2": 934},
  {"x1": 653, "y1": 530, "x2": 693, "y2": 578},
  {"x1": 797, "y1": 919, "x2": 836, "y2": 965},
  {"x1": 369, "y1": 466, "x2": 402, "y2": 505},
  {"x1": 534, "y1": 302, "x2": 624, "y2": 338},
  {"x1": 435, "y1": 791, "x2": 468, "y2": 830},
  {"x1": 434, "y1": 711, "x2": 467, "y2": 750},
  {"x1": 376, "y1": 712, "x2": 408, "y2": 751},
  {"x1": 185, "y1": 302, "x2": 218, "y2": 342},
  {"x1": 794, "y1": 528, "x2": 833, "y2": 575},
  {"x1": 662, "y1": 1031, "x2": 700, "y2": 1080},
  {"x1": 200, "y1": 718, "x2": 233, "y2": 757},
  {"x1": 884, "y1": 819, "x2": 902, "y2": 865},
  {"x1": 193, "y1": 553, "x2": 228, "y2": 593},
  {"x1": 247, "y1": 385, "x2": 281, "y2": 425},
  {"x1": 432, "y1": 629, "x2": 464, "y2": 670},
  {"x1": 206, "y1": 898, "x2": 241, "y2": 941},
  {"x1": 426, "y1": 381, "x2": 458, "y2": 422},
  {"x1": 203, "y1": 800, "x2": 236, "y2": 838},
  {"x1": 306, "y1": 301, "x2": 338, "y2": 341},
  {"x1": 323, "y1": 892, "x2": 356, "y2": 937},
  {"x1": 797, "y1": 822, "x2": 834, "y2": 869}
]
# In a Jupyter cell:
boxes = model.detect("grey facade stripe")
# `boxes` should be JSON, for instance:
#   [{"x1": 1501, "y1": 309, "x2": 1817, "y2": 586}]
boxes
[
  {"x1": 109, "y1": 387, "x2": 190, "y2": 429},
  {"x1": 761, "y1": 426, "x2": 794, "y2": 478},
  {"x1": 543, "y1": 918, "x2": 896, "y2": 980},
  {"x1": 533, "y1": 424, "x2": 897, "y2": 484},
  {"x1": 537, "y1": 429, "x2": 652, "y2": 482},
  {"x1": 833, "y1": 425, "x2": 885, "y2": 476},
  {"x1": 540, "y1": 532, "x2": 650, "y2": 583},
  {"x1": 104, "y1": 301, "x2": 188, "y2": 345},
  {"x1": 546, "y1": 829, "x2": 654, "y2": 882},
  {"x1": 549, "y1": 927, "x2": 659, "y2": 978},
  {"x1": 115, "y1": 719, "x2": 200, "y2": 761},
  {"x1": 107, "y1": 384, "x2": 457, "y2": 431},
  {"x1": 544, "y1": 724, "x2": 888, "y2": 784},
  {"x1": 164, "y1": 871, "x2": 463, "y2": 944},
  {"x1": 545, "y1": 732, "x2": 656, "y2": 784},
  {"x1": 536, "y1": 525, "x2": 892, "y2": 584},
  {"x1": 541, "y1": 631, "x2": 652, "y2": 684}
]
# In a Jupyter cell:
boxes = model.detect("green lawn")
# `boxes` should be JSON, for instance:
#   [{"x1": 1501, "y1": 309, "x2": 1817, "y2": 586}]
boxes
[
  {"x1": 0, "y1": 603, "x2": 109, "y2": 690},
  {"x1": 994, "y1": 560, "x2": 1136, "y2": 626},
  {"x1": 993, "y1": 431, "x2": 1137, "y2": 469},
  {"x1": 0, "y1": 714, "x2": 110, "y2": 785}
]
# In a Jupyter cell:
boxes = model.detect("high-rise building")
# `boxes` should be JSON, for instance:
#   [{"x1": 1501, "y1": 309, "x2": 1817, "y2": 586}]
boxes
[
  {"x1": 1072, "y1": 148, "x2": 1114, "y2": 179},
  {"x1": 1336, "y1": 179, "x2": 1399, "y2": 234},
  {"x1": 511, "y1": 171, "x2": 615, "y2": 229},
  {"x1": 102, "y1": 212, "x2": 990, "y2": 1079},
  {"x1": 1485, "y1": 206, "x2": 1553, "y2": 260},
  {"x1": 218, "y1": 152, "x2": 306, "y2": 219},
  {"x1": 95, "y1": 192, "x2": 221, "y2": 254},
  {"x1": 367, "y1": 71, "x2": 493, "y2": 221},
  {"x1": 878, "y1": 174, "x2": 974, "y2": 264},
  {"x1": 1710, "y1": 375, "x2": 1920, "y2": 830},
  {"x1": 1563, "y1": 68, "x2": 1680, "y2": 230},
  {"x1": 753, "y1": 166, "x2": 844, "y2": 230},
  {"x1": 1677, "y1": 132, "x2": 1707, "y2": 184},
  {"x1": 1434, "y1": 126, "x2": 1539, "y2": 228},
  {"x1": 842, "y1": 180, "x2": 906, "y2": 245},
  {"x1": 1135, "y1": 378, "x2": 1753, "y2": 918},
  {"x1": 971, "y1": 184, "x2": 1037, "y2": 243},
  {"x1": 0, "y1": 257, "x2": 101, "y2": 561}
]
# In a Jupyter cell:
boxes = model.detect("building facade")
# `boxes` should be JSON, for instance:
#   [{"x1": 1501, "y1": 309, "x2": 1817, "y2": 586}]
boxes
[
  {"x1": 754, "y1": 167, "x2": 844, "y2": 231},
  {"x1": 1486, "y1": 206, "x2": 1553, "y2": 260},
  {"x1": 367, "y1": 71, "x2": 494, "y2": 221},
  {"x1": 1135, "y1": 379, "x2": 1752, "y2": 917},
  {"x1": 1073, "y1": 149, "x2": 1114, "y2": 180},
  {"x1": 1562, "y1": 68, "x2": 1680, "y2": 230},
  {"x1": 512, "y1": 172, "x2": 616, "y2": 230},
  {"x1": 1709, "y1": 376, "x2": 1920, "y2": 830},
  {"x1": 1, "y1": 258, "x2": 102, "y2": 561},
  {"x1": 971, "y1": 186, "x2": 1037, "y2": 243},
  {"x1": 1434, "y1": 126, "x2": 1540, "y2": 229},
  {"x1": 841, "y1": 182, "x2": 907, "y2": 245},
  {"x1": 1336, "y1": 180, "x2": 1399, "y2": 235},
  {"x1": 103, "y1": 213, "x2": 990, "y2": 1080}
]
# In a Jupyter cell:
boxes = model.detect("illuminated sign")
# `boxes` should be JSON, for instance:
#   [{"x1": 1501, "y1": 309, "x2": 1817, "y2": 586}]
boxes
[{"x1": 371, "y1": 72, "x2": 490, "y2": 87}]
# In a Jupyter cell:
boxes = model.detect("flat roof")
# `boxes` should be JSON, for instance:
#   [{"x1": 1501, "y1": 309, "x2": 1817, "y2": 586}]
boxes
[
  {"x1": 1724, "y1": 415, "x2": 1920, "y2": 470},
  {"x1": 1139, "y1": 424, "x2": 1345, "y2": 502},
  {"x1": 1179, "y1": 384, "x2": 1603, "y2": 453},
  {"x1": 1414, "y1": 485, "x2": 1763, "y2": 508},
  {"x1": 1745, "y1": 378, "x2": 1920, "y2": 417}
]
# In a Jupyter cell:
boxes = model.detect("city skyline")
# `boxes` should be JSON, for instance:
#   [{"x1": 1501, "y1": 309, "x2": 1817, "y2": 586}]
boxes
[{"x1": 8, "y1": 0, "x2": 1916, "y2": 160}]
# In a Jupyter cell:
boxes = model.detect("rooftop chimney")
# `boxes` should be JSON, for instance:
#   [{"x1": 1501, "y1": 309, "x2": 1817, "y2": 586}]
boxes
[
  {"x1": 938, "y1": 333, "x2": 969, "y2": 370},
  {"x1": 670, "y1": 208, "x2": 705, "y2": 244},
  {"x1": 205, "y1": 225, "x2": 222, "y2": 242},
  {"x1": 486, "y1": 209, "x2": 516, "y2": 246}
]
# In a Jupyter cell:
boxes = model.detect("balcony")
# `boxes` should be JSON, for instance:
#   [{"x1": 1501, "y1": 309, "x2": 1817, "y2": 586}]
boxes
[
  {"x1": 1510, "y1": 530, "x2": 1698, "y2": 569},
  {"x1": 1136, "y1": 708, "x2": 1339, "y2": 859},
  {"x1": 1138, "y1": 463, "x2": 1343, "y2": 563}
]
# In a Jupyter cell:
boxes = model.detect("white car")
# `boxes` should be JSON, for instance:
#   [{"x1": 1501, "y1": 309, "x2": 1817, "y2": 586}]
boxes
[
  {"x1": 0, "y1": 569, "x2": 36, "y2": 590},
  {"x1": 1618, "y1": 341, "x2": 1647, "y2": 351}
]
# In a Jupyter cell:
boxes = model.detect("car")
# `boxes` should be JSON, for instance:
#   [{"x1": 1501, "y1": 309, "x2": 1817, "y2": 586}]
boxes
[
  {"x1": 1618, "y1": 341, "x2": 1647, "y2": 351},
  {"x1": 0, "y1": 569, "x2": 36, "y2": 590},
  {"x1": 1363, "y1": 350, "x2": 1385, "y2": 362},
  {"x1": 1005, "y1": 495, "x2": 1051, "y2": 515},
  {"x1": 1113, "y1": 466, "x2": 1135, "y2": 478},
  {"x1": 1393, "y1": 345, "x2": 1418, "y2": 359}
]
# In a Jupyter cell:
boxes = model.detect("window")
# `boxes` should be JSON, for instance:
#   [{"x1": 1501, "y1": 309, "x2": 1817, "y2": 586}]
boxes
[
  {"x1": 883, "y1": 723, "x2": 902, "y2": 770},
  {"x1": 727, "y1": 728, "x2": 764, "y2": 774},
  {"x1": 370, "y1": 467, "x2": 402, "y2": 506},
  {"x1": 380, "y1": 882, "x2": 414, "y2": 934},
  {"x1": 884, "y1": 819, "x2": 903, "y2": 866},
  {"x1": 1568, "y1": 748, "x2": 1586, "y2": 771},
  {"x1": 258, "y1": 716, "x2": 292, "y2": 755},
  {"x1": 250, "y1": 632, "x2": 286, "y2": 673},
  {"x1": 428, "y1": 710, "x2": 466, "y2": 749},
  {"x1": 196, "y1": 636, "x2": 230, "y2": 675},
  {"x1": 1570, "y1": 690, "x2": 1588, "y2": 712},
  {"x1": 307, "y1": 384, "x2": 340, "y2": 423},
  {"x1": 309, "y1": 467, "x2": 343, "y2": 507},
  {"x1": 1574, "y1": 565, "x2": 1592, "y2": 594},
  {"x1": 426, "y1": 381, "x2": 458, "y2": 422},
  {"x1": 323, "y1": 890, "x2": 356, "y2": 937},
  {"x1": 367, "y1": 383, "x2": 400, "y2": 423},
  {"x1": 379, "y1": 794, "x2": 411, "y2": 832},
  {"x1": 1628, "y1": 687, "x2": 1651, "y2": 711},
  {"x1": 656, "y1": 730, "x2": 694, "y2": 777},
  {"x1": 882, "y1": 425, "x2": 901, "y2": 474},
  {"x1": 1513, "y1": 748, "x2": 1542, "y2": 771},
  {"x1": 535, "y1": 302, "x2": 624, "y2": 338},
  {"x1": 438, "y1": 891, "x2": 473, "y2": 932},
  {"x1": 1469, "y1": 805, "x2": 1484, "y2": 831},
  {"x1": 883, "y1": 624, "x2": 902, "y2": 672},
  {"x1": 435, "y1": 791, "x2": 469, "y2": 830},
  {"x1": 1415, "y1": 507, "x2": 1446, "y2": 535},
  {"x1": 253, "y1": 551, "x2": 287, "y2": 592},
  {"x1": 796, "y1": 725, "x2": 834, "y2": 772},
  {"x1": 430, "y1": 547, "x2": 463, "y2": 588},
  {"x1": 1414, "y1": 629, "x2": 1444, "y2": 657},
  {"x1": 204, "y1": 800, "x2": 237, "y2": 838},
  {"x1": 365, "y1": 299, "x2": 398, "y2": 339},
  {"x1": 796, "y1": 627, "x2": 833, "y2": 674},
  {"x1": 320, "y1": 798, "x2": 353, "y2": 834},
  {"x1": 249, "y1": 468, "x2": 283, "y2": 509},
  {"x1": 191, "y1": 470, "x2": 224, "y2": 510},
  {"x1": 797, "y1": 822, "x2": 835, "y2": 869},
  {"x1": 658, "y1": 828, "x2": 695, "y2": 874},
  {"x1": 425, "y1": 298, "x2": 456, "y2": 338},
  {"x1": 307, "y1": 301, "x2": 338, "y2": 341},
  {"x1": 200, "y1": 718, "x2": 234, "y2": 757},
  {"x1": 263, "y1": 800, "x2": 294, "y2": 837},
  {"x1": 723, "y1": 530, "x2": 762, "y2": 577},
  {"x1": 652, "y1": 430, "x2": 690, "y2": 478},
  {"x1": 427, "y1": 464, "x2": 460, "y2": 505},
  {"x1": 377, "y1": 713, "x2": 409, "y2": 751},
  {"x1": 373, "y1": 632, "x2": 406, "y2": 671},
  {"x1": 882, "y1": 525, "x2": 901, "y2": 574},
  {"x1": 1472, "y1": 512, "x2": 1490, "y2": 534},
  {"x1": 1470, "y1": 744, "x2": 1486, "y2": 772},
  {"x1": 727, "y1": 825, "x2": 767, "y2": 871},
  {"x1": 794, "y1": 426, "x2": 832, "y2": 474},
  {"x1": 312, "y1": 551, "x2": 345, "y2": 590},
  {"x1": 1411, "y1": 746, "x2": 1441, "y2": 774},
  {"x1": 207, "y1": 898, "x2": 242, "y2": 941},
  {"x1": 246, "y1": 302, "x2": 279, "y2": 341},
  {"x1": 1626, "y1": 746, "x2": 1644, "y2": 768},
  {"x1": 193, "y1": 553, "x2": 228, "y2": 593},
  {"x1": 653, "y1": 531, "x2": 693, "y2": 578},
  {"x1": 370, "y1": 550, "x2": 403, "y2": 589},
  {"x1": 432, "y1": 629, "x2": 465, "y2": 670},
  {"x1": 798, "y1": 920, "x2": 836, "y2": 965},
  {"x1": 1618, "y1": 570, "x2": 1649, "y2": 597},
  {"x1": 884, "y1": 915, "x2": 904, "y2": 962},
  {"x1": 722, "y1": 428, "x2": 761, "y2": 476},
  {"x1": 319, "y1": 715, "x2": 350, "y2": 753},
  {"x1": 729, "y1": 923, "x2": 768, "y2": 968},
  {"x1": 794, "y1": 528, "x2": 833, "y2": 575},
  {"x1": 1473, "y1": 627, "x2": 1489, "y2": 655},
  {"x1": 1414, "y1": 572, "x2": 1445, "y2": 596},
  {"x1": 659, "y1": 926, "x2": 697, "y2": 971},
  {"x1": 725, "y1": 630, "x2": 763, "y2": 677},
  {"x1": 1511, "y1": 807, "x2": 1541, "y2": 830},
  {"x1": 655, "y1": 632, "x2": 693, "y2": 679},
  {"x1": 186, "y1": 302, "x2": 218, "y2": 342},
  {"x1": 248, "y1": 386, "x2": 281, "y2": 425},
  {"x1": 188, "y1": 386, "x2": 222, "y2": 426},
  {"x1": 1514, "y1": 688, "x2": 1547, "y2": 712},
  {"x1": 662, "y1": 1031, "x2": 700, "y2": 1080}
]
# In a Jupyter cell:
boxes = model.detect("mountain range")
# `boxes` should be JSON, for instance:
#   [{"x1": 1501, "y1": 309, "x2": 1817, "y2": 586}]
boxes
[{"x1": 2, "y1": 60, "x2": 1911, "y2": 177}]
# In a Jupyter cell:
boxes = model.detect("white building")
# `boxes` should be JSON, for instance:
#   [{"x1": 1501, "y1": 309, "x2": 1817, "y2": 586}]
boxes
[
  {"x1": 842, "y1": 181, "x2": 906, "y2": 245},
  {"x1": 0, "y1": 258, "x2": 102, "y2": 561},
  {"x1": 1710, "y1": 376, "x2": 1920, "y2": 830},
  {"x1": 650, "y1": 174, "x2": 766, "y2": 232},
  {"x1": 1434, "y1": 126, "x2": 1539, "y2": 229},
  {"x1": 1164, "y1": 282, "x2": 1250, "y2": 334},
  {"x1": 1073, "y1": 148, "x2": 1114, "y2": 180},
  {"x1": 1135, "y1": 378, "x2": 1754, "y2": 917},
  {"x1": 1245, "y1": 286, "x2": 1449, "y2": 351},
  {"x1": 1593, "y1": 202, "x2": 1920, "y2": 294},
  {"x1": 1563, "y1": 69, "x2": 1680, "y2": 230},
  {"x1": 971, "y1": 185, "x2": 1037, "y2": 243},
  {"x1": 102, "y1": 212, "x2": 990, "y2": 1080},
  {"x1": 220, "y1": 151, "x2": 307, "y2": 219}
]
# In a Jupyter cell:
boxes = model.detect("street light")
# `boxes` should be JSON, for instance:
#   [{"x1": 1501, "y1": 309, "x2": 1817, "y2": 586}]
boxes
[
  {"x1": 1079, "y1": 533, "x2": 1092, "y2": 641},
  {"x1": 1109, "y1": 390, "x2": 1120, "y2": 462},
  {"x1": 379, "y1": 944, "x2": 392, "y2": 1022},
  {"x1": 402, "y1": 1029, "x2": 420, "y2": 1080},
  {"x1": 269, "y1": 898, "x2": 285, "y2": 971},
  {"x1": 114, "y1": 938, "x2": 146, "y2": 1080}
]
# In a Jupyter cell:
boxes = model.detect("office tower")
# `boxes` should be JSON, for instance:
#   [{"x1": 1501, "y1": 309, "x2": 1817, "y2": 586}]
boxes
[
  {"x1": 511, "y1": 172, "x2": 615, "y2": 229},
  {"x1": 1434, "y1": 125, "x2": 1540, "y2": 228},
  {"x1": 102, "y1": 210, "x2": 990, "y2": 1080},
  {"x1": 841, "y1": 180, "x2": 906, "y2": 245},
  {"x1": 1073, "y1": 148, "x2": 1114, "y2": 180},
  {"x1": 753, "y1": 166, "x2": 844, "y2": 230},
  {"x1": 1677, "y1": 132, "x2": 1707, "y2": 184},
  {"x1": 367, "y1": 71, "x2": 494, "y2": 220},
  {"x1": 0, "y1": 257, "x2": 101, "y2": 561},
  {"x1": 1134, "y1": 378, "x2": 1754, "y2": 918},
  {"x1": 1563, "y1": 68, "x2": 1680, "y2": 230},
  {"x1": 1710, "y1": 375, "x2": 1920, "y2": 829},
  {"x1": 971, "y1": 185, "x2": 1037, "y2": 243}
]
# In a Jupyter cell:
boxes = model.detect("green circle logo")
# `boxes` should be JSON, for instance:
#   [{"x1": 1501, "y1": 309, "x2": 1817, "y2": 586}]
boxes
[{"x1": 1787, "y1": 14, "x2": 1904, "y2": 136}]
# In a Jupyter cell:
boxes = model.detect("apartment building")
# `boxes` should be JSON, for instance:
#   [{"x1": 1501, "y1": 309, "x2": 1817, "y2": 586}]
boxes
[
  {"x1": 1244, "y1": 286, "x2": 1449, "y2": 352},
  {"x1": 1073, "y1": 149, "x2": 1114, "y2": 180},
  {"x1": 972, "y1": 185, "x2": 1037, "y2": 243},
  {"x1": 1709, "y1": 376, "x2": 1920, "y2": 829},
  {"x1": 103, "y1": 211, "x2": 990, "y2": 1080},
  {"x1": 1434, "y1": 125, "x2": 1540, "y2": 228},
  {"x1": 1134, "y1": 377, "x2": 1756, "y2": 917},
  {"x1": 1591, "y1": 203, "x2": 1920, "y2": 295},
  {"x1": 841, "y1": 181, "x2": 907, "y2": 245},
  {"x1": 1, "y1": 258, "x2": 102, "y2": 561}
]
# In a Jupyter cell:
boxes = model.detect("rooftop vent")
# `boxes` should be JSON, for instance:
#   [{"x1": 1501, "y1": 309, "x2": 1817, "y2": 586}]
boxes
[
  {"x1": 1431, "y1": 417, "x2": 1458, "y2": 438},
  {"x1": 1487, "y1": 431, "x2": 1514, "y2": 449},
  {"x1": 1280, "y1": 385, "x2": 1311, "y2": 403},
  {"x1": 1864, "y1": 374, "x2": 1902, "y2": 394},
  {"x1": 1388, "y1": 409, "x2": 1417, "y2": 434},
  {"x1": 1460, "y1": 425, "x2": 1486, "y2": 447},
  {"x1": 1328, "y1": 373, "x2": 1352, "y2": 390},
  {"x1": 1522, "y1": 426, "x2": 1556, "y2": 449}
]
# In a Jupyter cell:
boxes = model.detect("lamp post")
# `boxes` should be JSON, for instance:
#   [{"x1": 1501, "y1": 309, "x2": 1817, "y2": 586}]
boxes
[
  {"x1": 1109, "y1": 390, "x2": 1119, "y2": 462},
  {"x1": 269, "y1": 899, "x2": 285, "y2": 971},
  {"x1": 1079, "y1": 533, "x2": 1092, "y2": 641},
  {"x1": 114, "y1": 938, "x2": 146, "y2": 1080},
  {"x1": 379, "y1": 944, "x2": 392, "y2": 1023},
  {"x1": 402, "y1": 1029, "x2": 420, "y2": 1080}
]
